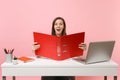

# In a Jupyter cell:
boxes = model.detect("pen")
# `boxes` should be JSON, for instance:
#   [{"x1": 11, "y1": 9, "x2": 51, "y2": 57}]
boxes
[
  {"x1": 4, "y1": 48, "x2": 8, "y2": 54},
  {"x1": 4, "y1": 48, "x2": 14, "y2": 54},
  {"x1": 11, "y1": 49, "x2": 14, "y2": 54},
  {"x1": 7, "y1": 49, "x2": 10, "y2": 54}
]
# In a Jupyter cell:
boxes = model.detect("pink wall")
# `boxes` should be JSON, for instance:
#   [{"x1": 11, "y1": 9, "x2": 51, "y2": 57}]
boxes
[{"x1": 0, "y1": 0, "x2": 120, "y2": 80}]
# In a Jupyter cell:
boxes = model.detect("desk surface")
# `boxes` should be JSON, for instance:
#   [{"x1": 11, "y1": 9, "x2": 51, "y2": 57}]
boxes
[
  {"x1": 1, "y1": 57, "x2": 118, "y2": 76},
  {"x1": 1, "y1": 57, "x2": 118, "y2": 67}
]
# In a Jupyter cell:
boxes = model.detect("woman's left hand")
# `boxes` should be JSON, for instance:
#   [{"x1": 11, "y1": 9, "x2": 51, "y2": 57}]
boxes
[{"x1": 78, "y1": 43, "x2": 87, "y2": 51}]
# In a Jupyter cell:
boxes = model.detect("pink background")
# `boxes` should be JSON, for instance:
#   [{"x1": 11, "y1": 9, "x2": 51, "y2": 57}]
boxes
[{"x1": 0, "y1": 0, "x2": 120, "y2": 80}]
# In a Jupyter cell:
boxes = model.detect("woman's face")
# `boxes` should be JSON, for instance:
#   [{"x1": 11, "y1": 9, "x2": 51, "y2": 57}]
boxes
[{"x1": 54, "y1": 19, "x2": 64, "y2": 36}]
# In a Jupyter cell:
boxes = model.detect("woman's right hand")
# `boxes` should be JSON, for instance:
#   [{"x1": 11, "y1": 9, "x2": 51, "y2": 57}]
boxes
[
  {"x1": 32, "y1": 42, "x2": 48, "y2": 59},
  {"x1": 32, "y1": 42, "x2": 40, "y2": 51}
]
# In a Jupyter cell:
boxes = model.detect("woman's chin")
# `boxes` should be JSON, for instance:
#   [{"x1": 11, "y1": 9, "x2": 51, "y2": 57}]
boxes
[{"x1": 56, "y1": 32, "x2": 61, "y2": 35}]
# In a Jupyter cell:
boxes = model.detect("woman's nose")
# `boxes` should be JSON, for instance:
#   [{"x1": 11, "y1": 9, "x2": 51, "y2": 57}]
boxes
[{"x1": 57, "y1": 25, "x2": 60, "y2": 27}]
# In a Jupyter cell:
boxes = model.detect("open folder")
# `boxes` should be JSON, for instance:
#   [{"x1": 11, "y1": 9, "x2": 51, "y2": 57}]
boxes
[{"x1": 33, "y1": 32, "x2": 85, "y2": 60}]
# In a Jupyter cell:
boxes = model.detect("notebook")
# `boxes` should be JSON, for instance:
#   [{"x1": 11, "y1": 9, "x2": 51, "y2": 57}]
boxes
[
  {"x1": 33, "y1": 32, "x2": 85, "y2": 60},
  {"x1": 18, "y1": 56, "x2": 34, "y2": 63},
  {"x1": 74, "y1": 41, "x2": 115, "y2": 64}
]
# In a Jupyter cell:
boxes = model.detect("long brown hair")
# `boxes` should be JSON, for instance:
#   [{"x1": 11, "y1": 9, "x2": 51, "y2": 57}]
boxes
[{"x1": 51, "y1": 17, "x2": 67, "y2": 36}]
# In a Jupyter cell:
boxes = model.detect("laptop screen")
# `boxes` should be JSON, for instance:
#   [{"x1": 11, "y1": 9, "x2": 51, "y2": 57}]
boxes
[{"x1": 86, "y1": 41, "x2": 115, "y2": 64}]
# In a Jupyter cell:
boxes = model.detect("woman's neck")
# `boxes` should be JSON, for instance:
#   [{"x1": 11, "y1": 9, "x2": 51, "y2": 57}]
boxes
[{"x1": 56, "y1": 34, "x2": 61, "y2": 37}]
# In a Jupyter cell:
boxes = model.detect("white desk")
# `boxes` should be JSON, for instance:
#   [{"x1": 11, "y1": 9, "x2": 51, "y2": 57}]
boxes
[{"x1": 1, "y1": 57, "x2": 118, "y2": 80}]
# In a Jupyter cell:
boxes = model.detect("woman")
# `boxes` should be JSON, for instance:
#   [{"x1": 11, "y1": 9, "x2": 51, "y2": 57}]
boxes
[{"x1": 32, "y1": 17, "x2": 86, "y2": 80}]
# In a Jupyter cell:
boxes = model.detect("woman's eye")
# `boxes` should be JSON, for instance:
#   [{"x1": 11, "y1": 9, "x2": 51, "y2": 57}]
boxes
[
  {"x1": 55, "y1": 23, "x2": 57, "y2": 25},
  {"x1": 59, "y1": 23, "x2": 63, "y2": 25}
]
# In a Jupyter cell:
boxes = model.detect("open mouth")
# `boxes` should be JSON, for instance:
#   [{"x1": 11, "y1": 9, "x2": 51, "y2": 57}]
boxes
[{"x1": 56, "y1": 29, "x2": 61, "y2": 31}]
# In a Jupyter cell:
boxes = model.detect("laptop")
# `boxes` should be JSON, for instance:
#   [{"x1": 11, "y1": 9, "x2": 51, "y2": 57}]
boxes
[{"x1": 74, "y1": 41, "x2": 115, "y2": 64}]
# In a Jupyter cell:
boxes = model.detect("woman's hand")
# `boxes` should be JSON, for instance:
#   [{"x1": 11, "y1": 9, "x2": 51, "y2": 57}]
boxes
[
  {"x1": 78, "y1": 43, "x2": 87, "y2": 51},
  {"x1": 32, "y1": 43, "x2": 49, "y2": 59},
  {"x1": 32, "y1": 42, "x2": 40, "y2": 51}
]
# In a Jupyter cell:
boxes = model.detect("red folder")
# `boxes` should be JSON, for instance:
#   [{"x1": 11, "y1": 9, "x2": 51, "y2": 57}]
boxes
[{"x1": 33, "y1": 32, "x2": 85, "y2": 60}]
